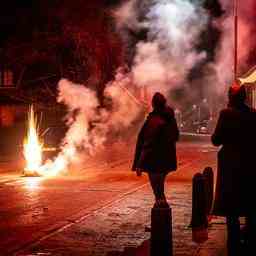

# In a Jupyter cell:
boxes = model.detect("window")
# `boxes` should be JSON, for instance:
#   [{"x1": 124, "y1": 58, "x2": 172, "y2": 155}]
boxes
[{"x1": 0, "y1": 69, "x2": 14, "y2": 87}]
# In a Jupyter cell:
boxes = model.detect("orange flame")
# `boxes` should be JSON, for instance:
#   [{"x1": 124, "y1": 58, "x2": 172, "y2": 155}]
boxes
[
  {"x1": 23, "y1": 106, "x2": 70, "y2": 177},
  {"x1": 23, "y1": 106, "x2": 43, "y2": 176}
]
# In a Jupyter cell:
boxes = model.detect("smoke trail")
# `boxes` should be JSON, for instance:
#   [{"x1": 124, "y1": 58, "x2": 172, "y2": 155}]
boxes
[
  {"x1": 57, "y1": 79, "x2": 106, "y2": 155},
  {"x1": 114, "y1": 0, "x2": 209, "y2": 94},
  {"x1": 40, "y1": 78, "x2": 142, "y2": 175},
  {"x1": 40, "y1": 79, "x2": 102, "y2": 175},
  {"x1": 114, "y1": 0, "x2": 256, "y2": 98},
  {"x1": 105, "y1": 70, "x2": 142, "y2": 130}
]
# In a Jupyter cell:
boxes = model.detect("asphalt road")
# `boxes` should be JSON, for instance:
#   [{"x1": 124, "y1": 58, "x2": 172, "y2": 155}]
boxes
[{"x1": 0, "y1": 141, "x2": 217, "y2": 255}]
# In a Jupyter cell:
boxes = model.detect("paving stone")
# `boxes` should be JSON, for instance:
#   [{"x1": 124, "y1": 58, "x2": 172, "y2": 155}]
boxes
[{"x1": 14, "y1": 143, "x2": 227, "y2": 256}]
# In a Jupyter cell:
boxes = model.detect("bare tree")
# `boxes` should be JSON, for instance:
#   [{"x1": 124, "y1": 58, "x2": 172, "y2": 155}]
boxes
[{"x1": 4, "y1": 0, "x2": 124, "y2": 105}]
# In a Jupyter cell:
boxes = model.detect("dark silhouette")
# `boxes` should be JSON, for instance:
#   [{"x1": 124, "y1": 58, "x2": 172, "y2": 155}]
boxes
[
  {"x1": 132, "y1": 92, "x2": 179, "y2": 207},
  {"x1": 211, "y1": 83, "x2": 256, "y2": 256}
]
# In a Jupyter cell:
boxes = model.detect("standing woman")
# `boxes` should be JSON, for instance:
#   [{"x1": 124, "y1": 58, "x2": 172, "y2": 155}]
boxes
[
  {"x1": 132, "y1": 92, "x2": 179, "y2": 207},
  {"x1": 212, "y1": 83, "x2": 256, "y2": 256}
]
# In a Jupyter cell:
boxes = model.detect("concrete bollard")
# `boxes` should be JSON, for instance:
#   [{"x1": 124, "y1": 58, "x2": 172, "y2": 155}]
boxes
[
  {"x1": 190, "y1": 173, "x2": 208, "y2": 228},
  {"x1": 203, "y1": 167, "x2": 214, "y2": 216},
  {"x1": 151, "y1": 204, "x2": 173, "y2": 256}
]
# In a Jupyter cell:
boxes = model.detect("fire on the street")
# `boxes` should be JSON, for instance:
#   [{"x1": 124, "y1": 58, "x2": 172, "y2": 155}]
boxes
[
  {"x1": 23, "y1": 106, "x2": 43, "y2": 176},
  {"x1": 23, "y1": 106, "x2": 68, "y2": 177}
]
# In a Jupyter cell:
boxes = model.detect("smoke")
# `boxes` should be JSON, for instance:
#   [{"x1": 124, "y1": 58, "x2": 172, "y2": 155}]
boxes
[
  {"x1": 40, "y1": 78, "x2": 142, "y2": 175},
  {"x1": 114, "y1": 0, "x2": 209, "y2": 93},
  {"x1": 105, "y1": 71, "x2": 142, "y2": 129},
  {"x1": 210, "y1": 0, "x2": 256, "y2": 95},
  {"x1": 114, "y1": 0, "x2": 139, "y2": 31},
  {"x1": 114, "y1": 0, "x2": 256, "y2": 99},
  {"x1": 40, "y1": 0, "x2": 256, "y2": 175}
]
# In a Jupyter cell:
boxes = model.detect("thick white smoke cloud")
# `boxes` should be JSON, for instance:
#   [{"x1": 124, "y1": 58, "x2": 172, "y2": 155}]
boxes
[
  {"x1": 114, "y1": 0, "x2": 209, "y2": 93},
  {"x1": 105, "y1": 71, "x2": 142, "y2": 129},
  {"x1": 41, "y1": 78, "x2": 142, "y2": 175},
  {"x1": 114, "y1": 0, "x2": 256, "y2": 98},
  {"x1": 57, "y1": 79, "x2": 105, "y2": 156}
]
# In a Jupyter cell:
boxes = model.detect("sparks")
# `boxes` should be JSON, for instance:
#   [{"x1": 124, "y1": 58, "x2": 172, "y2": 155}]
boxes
[
  {"x1": 23, "y1": 106, "x2": 43, "y2": 176},
  {"x1": 23, "y1": 105, "x2": 70, "y2": 177}
]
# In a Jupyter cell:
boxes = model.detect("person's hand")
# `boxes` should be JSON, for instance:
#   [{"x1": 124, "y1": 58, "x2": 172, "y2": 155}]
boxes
[{"x1": 136, "y1": 169, "x2": 142, "y2": 177}]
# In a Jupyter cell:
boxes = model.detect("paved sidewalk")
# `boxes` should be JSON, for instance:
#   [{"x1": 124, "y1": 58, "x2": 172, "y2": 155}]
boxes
[
  {"x1": 194, "y1": 221, "x2": 226, "y2": 256},
  {"x1": 14, "y1": 179, "x2": 227, "y2": 256},
  {"x1": 121, "y1": 201, "x2": 228, "y2": 256},
  {"x1": 127, "y1": 223, "x2": 227, "y2": 256}
]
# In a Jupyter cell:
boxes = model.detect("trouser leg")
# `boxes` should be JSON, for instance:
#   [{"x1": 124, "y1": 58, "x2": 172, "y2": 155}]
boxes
[
  {"x1": 226, "y1": 215, "x2": 241, "y2": 256},
  {"x1": 148, "y1": 172, "x2": 167, "y2": 201}
]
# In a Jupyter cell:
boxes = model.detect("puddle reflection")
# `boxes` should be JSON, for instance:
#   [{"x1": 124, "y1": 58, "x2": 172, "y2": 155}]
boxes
[{"x1": 24, "y1": 177, "x2": 44, "y2": 191}]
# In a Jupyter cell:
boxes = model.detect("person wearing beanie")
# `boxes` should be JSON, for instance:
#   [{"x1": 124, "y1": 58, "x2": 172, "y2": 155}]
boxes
[{"x1": 212, "y1": 82, "x2": 256, "y2": 256}]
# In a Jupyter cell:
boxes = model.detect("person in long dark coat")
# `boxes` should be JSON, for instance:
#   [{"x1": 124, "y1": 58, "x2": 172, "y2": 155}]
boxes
[
  {"x1": 212, "y1": 83, "x2": 256, "y2": 256},
  {"x1": 132, "y1": 92, "x2": 179, "y2": 207}
]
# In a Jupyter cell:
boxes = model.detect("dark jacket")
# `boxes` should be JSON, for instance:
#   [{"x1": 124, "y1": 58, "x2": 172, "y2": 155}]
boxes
[
  {"x1": 212, "y1": 103, "x2": 256, "y2": 216},
  {"x1": 132, "y1": 106, "x2": 179, "y2": 173}
]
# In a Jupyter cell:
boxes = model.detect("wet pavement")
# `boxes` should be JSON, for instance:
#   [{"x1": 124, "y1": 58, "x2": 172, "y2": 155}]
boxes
[
  {"x1": 0, "y1": 141, "x2": 228, "y2": 256},
  {"x1": 15, "y1": 182, "x2": 194, "y2": 256}
]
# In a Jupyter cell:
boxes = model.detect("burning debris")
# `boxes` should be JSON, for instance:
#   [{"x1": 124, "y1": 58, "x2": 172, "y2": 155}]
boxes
[
  {"x1": 23, "y1": 106, "x2": 43, "y2": 177},
  {"x1": 22, "y1": 104, "x2": 72, "y2": 177},
  {"x1": 22, "y1": 79, "x2": 142, "y2": 177}
]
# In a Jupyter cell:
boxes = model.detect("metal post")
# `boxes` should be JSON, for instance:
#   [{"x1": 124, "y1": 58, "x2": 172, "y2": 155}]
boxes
[
  {"x1": 190, "y1": 173, "x2": 209, "y2": 243},
  {"x1": 151, "y1": 204, "x2": 173, "y2": 256},
  {"x1": 203, "y1": 167, "x2": 214, "y2": 217},
  {"x1": 190, "y1": 173, "x2": 208, "y2": 228}
]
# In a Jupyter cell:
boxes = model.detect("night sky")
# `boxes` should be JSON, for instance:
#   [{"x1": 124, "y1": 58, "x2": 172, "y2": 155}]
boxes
[
  {"x1": 0, "y1": 1, "x2": 39, "y2": 45},
  {"x1": 0, "y1": 0, "x2": 230, "y2": 48},
  {"x1": 0, "y1": 0, "x2": 122, "y2": 46}
]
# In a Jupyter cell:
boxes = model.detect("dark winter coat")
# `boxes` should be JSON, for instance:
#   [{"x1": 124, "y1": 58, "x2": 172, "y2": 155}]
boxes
[
  {"x1": 212, "y1": 103, "x2": 256, "y2": 217},
  {"x1": 132, "y1": 106, "x2": 179, "y2": 173}
]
